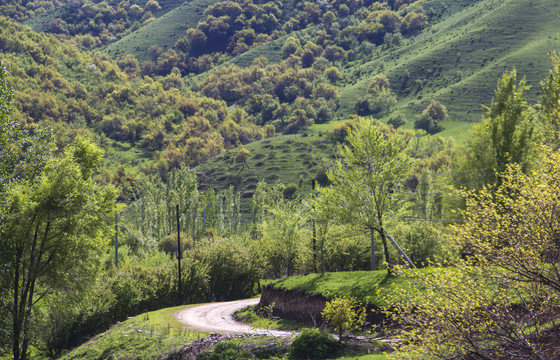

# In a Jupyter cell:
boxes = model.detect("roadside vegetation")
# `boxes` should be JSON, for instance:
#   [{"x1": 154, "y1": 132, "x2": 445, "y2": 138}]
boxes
[
  {"x1": 59, "y1": 306, "x2": 206, "y2": 360},
  {"x1": 1, "y1": 0, "x2": 560, "y2": 358}
]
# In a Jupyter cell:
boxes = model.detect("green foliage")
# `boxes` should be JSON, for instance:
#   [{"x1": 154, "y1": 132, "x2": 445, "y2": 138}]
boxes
[
  {"x1": 456, "y1": 68, "x2": 533, "y2": 189},
  {"x1": 193, "y1": 237, "x2": 260, "y2": 301},
  {"x1": 387, "y1": 114, "x2": 405, "y2": 128},
  {"x1": 38, "y1": 251, "x2": 209, "y2": 357},
  {"x1": 287, "y1": 329, "x2": 339, "y2": 360},
  {"x1": 0, "y1": 60, "x2": 16, "y2": 193},
  {"x1": 328, "y1": 120, "x2": 356, "y2": 143},
  {"x1": 233, "y1": 146, "x2": 251, "y2": 170},
  {"x1": 198, "y1": 336, "x2": 290, "y2": 360},
  {"x1": 322, "y1": 296, "x2": 366, "y2": 339},
  {"x1": 414, "y1": 100, "x2": 447, "y2": 134},
  {"x1": 539, "y1": 52, "x2": 560, "y2": 142},
  {"x1": 319, "y1": 119, "x2": 412, "y2": 270},
  {"x1": 58, "y1": 306, "x2": 206, "y2": 360},
  {"x1": 257, "y1": 194, "x2": 311, "y2": 277},
  {"x1": 0, "y1": 137, "x2": 117, "y2": 360},
  {"x1": 198, "y1": 340, "x2": 253, "y2": 360},
  {"x1": 390, "y1": 149, "x2": 560, "y2": 358},
  {"x1": 283, "y1": 183, "x2": 298, "y2": 199},
  {"x1": 388, "y1": 222, "x2": 452, "y2": 267}
]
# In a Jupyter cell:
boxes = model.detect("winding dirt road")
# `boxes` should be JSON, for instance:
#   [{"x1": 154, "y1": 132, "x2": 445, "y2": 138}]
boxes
[{"x1": 174, "y1": 298, "x2": 295, "y2": 337}]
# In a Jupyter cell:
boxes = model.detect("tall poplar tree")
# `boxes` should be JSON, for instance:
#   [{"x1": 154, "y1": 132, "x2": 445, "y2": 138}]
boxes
[{"x1": 458, "y1": 69, "x2": 534, "y2": 189}]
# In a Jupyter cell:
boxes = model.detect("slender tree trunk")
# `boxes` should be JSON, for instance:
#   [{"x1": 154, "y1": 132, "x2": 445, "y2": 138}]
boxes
[
  {"x1": 13, "y1": 246, "x2": 22, "y2": 360},
  {"x1": 378, "y1": 228, "x2": 392, "y2": 273},
  {"x1": 370, "y1": 228, "x2": 375, "y2": 271}
]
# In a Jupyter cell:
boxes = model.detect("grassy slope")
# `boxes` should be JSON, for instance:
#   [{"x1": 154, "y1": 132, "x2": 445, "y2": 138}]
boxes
[
  {"x1": 130, "y1": 0, "x2": 560, "y2": 126},
  {"x1": 268, "y1": 270, "x2": 418, "y2": 307},
  {"x1": 59, "y1": 305, "x2": 208, "y2": 360},
  {"x1": 195, "y1": 133, "x2": 337, "y2": 213},
  {"x1": 102, "y1": 0, "x2": 221, "y2": 61},
  {"x1": 21, "y1": 0, "x2": 557, "y2": 197},
  {"x1": 342, "y1": 0, "x2": 560, "y2": 133},
  {"x1": 104, "y1": 140, "x2": 155, "y2": 173}
]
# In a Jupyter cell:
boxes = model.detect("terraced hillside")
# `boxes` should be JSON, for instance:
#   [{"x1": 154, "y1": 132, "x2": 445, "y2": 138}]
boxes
[
  {"x1": 338, "y1": 0, "x2": 560, "y2": 133},
  {"x1": 195, "y1": 133, "x2": 337, "y2": 213}
]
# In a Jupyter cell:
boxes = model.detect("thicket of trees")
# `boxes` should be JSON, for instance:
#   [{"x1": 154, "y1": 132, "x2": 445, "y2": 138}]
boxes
[
  {"x1": 387, "y1": 57, "x2": 560, "y2": 359},
  {"x1": 2, "y1": 0, "x2": 560, "y2": 356}
]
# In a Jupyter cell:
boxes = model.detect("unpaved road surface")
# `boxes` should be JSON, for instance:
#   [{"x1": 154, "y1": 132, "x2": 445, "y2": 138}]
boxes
[{"x1": 174, "y1": 298, "x2": 295, "y2": 337}]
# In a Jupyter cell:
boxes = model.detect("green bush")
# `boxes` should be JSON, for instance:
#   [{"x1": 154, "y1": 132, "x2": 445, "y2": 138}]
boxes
[
  {"x1": 194, "y1": 238, "x2": 260, "y2": 300},
  {"x1": 39, "y1": 252, "x2": 210, "y2": 356},
  {"x1": 389, "y1": 222, "x2": 454, "y2": 266},
  {"x1": 283, "y1": 183, "x2": 298, "y2": 199},
  {"x1": 198, "y1": 341, "x2": 252, "y2": 360},
  {"x1": 287, "y1": 329, "x2": 339, "y2": 360}
]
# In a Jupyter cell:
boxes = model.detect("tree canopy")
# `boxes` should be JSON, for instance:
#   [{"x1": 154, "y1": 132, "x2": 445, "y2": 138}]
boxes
[
  {"x1": 319, "y1": 119, "x2": 412, "y2": 270},
  {"x1": 0, "y1": 137, "x2": 117, "y2": 360}
]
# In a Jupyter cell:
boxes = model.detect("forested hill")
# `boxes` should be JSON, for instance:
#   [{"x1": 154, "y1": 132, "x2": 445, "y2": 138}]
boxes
[{"x1": 0, "y1": 0, "x2": 559, "y2": 193}]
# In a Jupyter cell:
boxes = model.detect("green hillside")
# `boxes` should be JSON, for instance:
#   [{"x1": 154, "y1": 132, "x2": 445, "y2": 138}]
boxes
[
  {"x1": 103, "y1": 0, "x2": 221, "y2": 61},
  {"x1": 340, "y1": 0, "x2": 560, "y2": 127},
  {"x1": 194, "y1": 133, "x2": 337, "y2": 213},
  {"x1": 103, "y1": 0, "x2": 560, "y2": 130},
  {"x1": 24, "y1": 0, "x2": 185, "y2": 35}
]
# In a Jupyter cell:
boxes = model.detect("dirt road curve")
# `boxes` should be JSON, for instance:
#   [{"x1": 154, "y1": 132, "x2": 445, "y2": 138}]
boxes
[{"x1": 174, "y1": 298, "x2": 294, "y2": 337}]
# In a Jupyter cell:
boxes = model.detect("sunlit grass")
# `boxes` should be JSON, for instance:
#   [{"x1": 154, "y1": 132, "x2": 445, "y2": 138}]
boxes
[{"x1": 59, "y1": 305, "x2": 208, "y2": 360}]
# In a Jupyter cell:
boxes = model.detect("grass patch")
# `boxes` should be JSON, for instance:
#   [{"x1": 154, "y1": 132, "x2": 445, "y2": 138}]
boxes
[
  {"x1": 235, "y1": 304, "x2": 307, "y2": 331},
  {"x1": 102, "y1": 0, "x2": 221, "y2": 61},
  {"x1": 103, "y1": 140, "x2": 154, "y2": 173},
  {"x1": 59, "y1": 305, "x2": 208, "y2": 360},
  {"x1": 267, "y1": 270, "x2": 421, "y2": 307}
]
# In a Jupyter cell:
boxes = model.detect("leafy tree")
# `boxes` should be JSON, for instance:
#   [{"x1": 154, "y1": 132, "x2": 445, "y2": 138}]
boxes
[
  {"x1": 538, "y1": 53, "x2": 560, "y2": 143},
  {"x1": 194, "y1": 237, "x2": 260, "y2": 301},
  {"x1": 457, "y1": 69, "x2": 533, "y2": 188},
  {"x1": 319, "y1": 119, "x2": 412, "y2": 271},
  {"x1": 414, "y1": 99, "x2": 447, "y2": 134},
  {"x1": 282, "y1": 37, "x2": 301, "y2": 58},
  {"x1": 389, "y1": 148, "x2": 560, "y2": 359},
  {"x1": 387, "y1": 113, "x2": 406, "y2": 128},
  {"x1": 258, "y1": 195, "x2": 310, "y2": 277},
  {"x1": 367, "y1": 74, "x2": 390, "y2": 94},
  {"x1": 0, "y1": 60, "x2": 17, "y2": 194},
  {"x1": 322, "y1": 296, "x2": 366, "y2": 340},
  {"x1": 401, "y1": 8, "x2": 427, "y2": 35},
  {"x1": 325, "y1": 66, "x2": 342, "y2": 83},
  {"x1": 233, "y1": 146, "x2": 250, "y2": 170},
  {"x1": 0, "y1": 137, "x2": 117, "y2": 360}
]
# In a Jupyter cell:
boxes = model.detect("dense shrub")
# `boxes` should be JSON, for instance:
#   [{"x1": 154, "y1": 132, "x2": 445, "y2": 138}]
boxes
[
  {"x1": 388, "y1": 114, "x2": 406, "y2": 128},
  {"x1": 288, "y1": 329, "x2": 339, "y2": 360},
  {"x1": 39, "y1": 252, "x2": 210, "y2": 356},
  {"x1": 389, "y1": 222, "x2": 453, "y2": 266},
  {"x1": 194, "y1": 238, "x2": 261, "y2": 300},
  {"x1": 328, "y1": 120, "x2": 355, "y2": 143}
]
